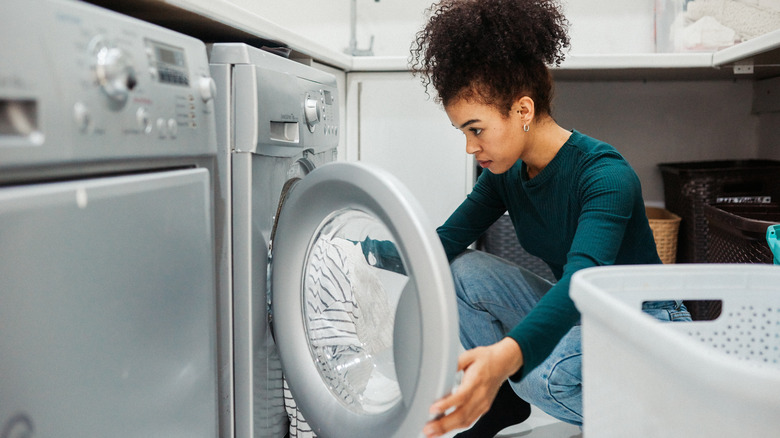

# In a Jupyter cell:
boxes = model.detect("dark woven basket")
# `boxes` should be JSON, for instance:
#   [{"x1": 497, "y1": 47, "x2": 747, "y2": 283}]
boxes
[
  {"x1": 704, "y1": 203, "x2": 780, "y2": 264},
  {"x1": 686, "y1": 203, "x2": 780, "y2": 321},
  {"x1": 478, "y1": 214, "x2": 557, "y2": 283},
  {"x1": 659, "y1": 160, "x2": 780, "y2": 263}
]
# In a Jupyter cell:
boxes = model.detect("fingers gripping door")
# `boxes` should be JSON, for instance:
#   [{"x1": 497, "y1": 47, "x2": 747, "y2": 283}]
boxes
[{"x1": 271, "y1": 162, "x2": 459, "y2": 438}]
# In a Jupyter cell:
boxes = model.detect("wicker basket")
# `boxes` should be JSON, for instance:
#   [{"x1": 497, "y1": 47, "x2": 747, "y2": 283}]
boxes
[{"x1": 646, "y1": 206, "x2": 681, "y2": 264}]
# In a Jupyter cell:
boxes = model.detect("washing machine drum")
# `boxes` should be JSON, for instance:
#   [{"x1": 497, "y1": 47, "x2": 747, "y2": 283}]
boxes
[{"x1": 271, "y1": 161, "x2": 459, "y2": 438}]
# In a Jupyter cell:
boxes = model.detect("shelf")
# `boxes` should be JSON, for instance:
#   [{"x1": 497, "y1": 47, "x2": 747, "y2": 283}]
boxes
[
  {"x1": 553, "y1": 53, "x2": 723, "y2": 81},
  {"x1": 350, "y1": 53, "x2": 733, "y2": 81},
  {"x1": 713, "y1": 29, "x2": 780, "y2": 79},
  {"x1": 713, "y1": 29, "x2": 780, "y2": 66}
]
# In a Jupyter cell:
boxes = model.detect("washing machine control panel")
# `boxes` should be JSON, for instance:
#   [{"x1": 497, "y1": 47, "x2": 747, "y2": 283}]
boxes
[
  {"x1": 218, "y1": 43, "x2": 339, "y2": 158},
  {"x1": 0, "y1": 0, "x2": 217, "y2": 171},
  {"x1": 304, "y1": 89, "x2": 338, "y2": 137},
  {"x1": 294, "y1": 81, "x2": 339, "y2": 156}
]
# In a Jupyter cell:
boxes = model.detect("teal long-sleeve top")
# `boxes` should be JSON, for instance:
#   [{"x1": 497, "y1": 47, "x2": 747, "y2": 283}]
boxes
[{"x1": 436, "y1": 130, "x2": 661, "y2": 379}]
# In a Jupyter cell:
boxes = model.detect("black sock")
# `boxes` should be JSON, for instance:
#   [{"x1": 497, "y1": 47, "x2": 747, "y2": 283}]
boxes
[{"x1": 454, "y1": 381, "x2": 532, "y2": 438}]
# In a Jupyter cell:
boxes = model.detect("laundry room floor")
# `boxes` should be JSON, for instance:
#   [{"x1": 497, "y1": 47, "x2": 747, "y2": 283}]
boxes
[{"x1": 442, "y1": 406, "x2": 582, "y2": 438}]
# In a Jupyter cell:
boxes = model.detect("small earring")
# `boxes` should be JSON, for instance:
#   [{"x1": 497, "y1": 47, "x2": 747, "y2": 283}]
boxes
[{"x1": 523, "y1": 124, "x2": 529, "y2": 132}]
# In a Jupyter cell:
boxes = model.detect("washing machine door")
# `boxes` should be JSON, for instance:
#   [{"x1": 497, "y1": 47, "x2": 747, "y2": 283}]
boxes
[{"x1": 271, "y1": 161, "x2": 459, "y2": 438}]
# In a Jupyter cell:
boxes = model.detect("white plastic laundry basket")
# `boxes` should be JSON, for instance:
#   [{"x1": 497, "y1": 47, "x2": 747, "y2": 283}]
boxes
[{"x1": 570, "y1": 264, "x2": 780, "y2": 438}]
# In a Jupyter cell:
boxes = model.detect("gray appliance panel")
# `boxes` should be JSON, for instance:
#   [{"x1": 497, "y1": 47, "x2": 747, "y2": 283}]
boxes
[
  {"x1": 209, "y1": 41, "x2": 340, "y2": 438},
  {"x1": 230, "y1": 149, "x2": 336, "y2": 438},
  {"x1": 271, "y1": 161, "x2": 460, "y2": 438},
  {"x1": 230, "y1": 152, "x2": 286, "y2": 438},
  {"x1": 0, "y1": 168, "x2": 218, "y2": 438},
  {"x1": 0, "y1": 0, "x2": 216, "y2": 175}
]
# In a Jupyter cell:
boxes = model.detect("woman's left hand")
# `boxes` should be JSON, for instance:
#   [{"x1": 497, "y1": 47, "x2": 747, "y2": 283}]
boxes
[{"x1": 422, "y1": 337, "x2": 524, "y2": 438}]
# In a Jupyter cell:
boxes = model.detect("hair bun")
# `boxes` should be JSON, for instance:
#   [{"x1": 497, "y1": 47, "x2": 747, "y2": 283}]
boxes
[{"x1": 410, "y1": 0, "x2": 569, "y2": 114}]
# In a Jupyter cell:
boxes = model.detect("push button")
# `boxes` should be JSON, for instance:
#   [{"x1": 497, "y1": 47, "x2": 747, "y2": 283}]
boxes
[
  {"x1": 167, "y1": 119, "x2": 178, "y2": 138},
  {"x1": 136, "y1": 107, "x2": 152, "y2": 134},
  {"x1": 157, "y1": 118, "x2": 167, "y2": 138},
  {"x1": 73, "y1": 102, "x2": 91, "y2": 133}
]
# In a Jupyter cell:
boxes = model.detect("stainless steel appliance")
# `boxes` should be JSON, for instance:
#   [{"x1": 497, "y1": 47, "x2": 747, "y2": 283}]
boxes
[
  {"x1": 209, "y1": 43, "x2": 461, "y2": 438},
  {"x1": 0, "y1": 1, "x2": 219, "y2": 437},
  {"x1": 209, "y1": 43, "x2": 341, "y2": 438}
]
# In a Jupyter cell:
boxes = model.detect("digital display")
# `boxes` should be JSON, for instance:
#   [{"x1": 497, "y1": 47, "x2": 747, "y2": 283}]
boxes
[
  {"x1": 146, "y1": 39, "x2": 189, "y2": 86},
  {"x1": 156, "y1": 47, "x2": 181, "y2": 66}
]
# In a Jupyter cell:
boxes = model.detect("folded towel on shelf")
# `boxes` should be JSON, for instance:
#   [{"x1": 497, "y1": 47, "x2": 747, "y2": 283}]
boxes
[
  {"x1": 679, "y1": 15, "x2": 737, "y2": 50},
  {"x1": 686, "y1": 0, "x2": 780, "y2": 41}
]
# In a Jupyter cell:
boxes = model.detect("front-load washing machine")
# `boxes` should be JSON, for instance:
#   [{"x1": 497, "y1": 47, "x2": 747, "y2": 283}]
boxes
[
  {"x1": 0, "y1": 1, "x2": 219, "y2": 437},
  {"x1": 209, "y1": 43, "x2": 460, "y2": 438}
]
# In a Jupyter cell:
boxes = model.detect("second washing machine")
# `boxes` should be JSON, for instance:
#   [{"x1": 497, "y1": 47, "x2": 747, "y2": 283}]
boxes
[
  {"x1": 1, "y1": 1, "x2": 219, "y2": 437},
  {"x1": 210, "y1": 43, "x2": 461, "y2": 438}
]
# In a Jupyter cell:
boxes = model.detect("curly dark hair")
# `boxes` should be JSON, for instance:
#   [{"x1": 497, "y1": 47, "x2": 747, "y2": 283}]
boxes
[{"x1": 409, "y1": 0, "x2": 570, "y2": 116}]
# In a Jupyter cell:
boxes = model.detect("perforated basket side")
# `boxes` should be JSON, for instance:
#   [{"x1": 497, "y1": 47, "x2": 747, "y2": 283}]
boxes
[{"x1": 572, "y1": 264, "x2": 780, "y2": 438}]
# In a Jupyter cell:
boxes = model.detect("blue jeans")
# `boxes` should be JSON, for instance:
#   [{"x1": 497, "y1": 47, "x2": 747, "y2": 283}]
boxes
[{"x1": 450, "y1": 250, "x2": 691, "y2": 426}]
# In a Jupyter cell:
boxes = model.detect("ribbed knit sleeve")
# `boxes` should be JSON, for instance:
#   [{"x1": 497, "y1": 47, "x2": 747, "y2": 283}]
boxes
[
  {"x1": 508, "y1": 148, "x2": 647, "y2": 379},
  {"x1": 436, "y1": 170, "x2": 507, "y2": 261}
]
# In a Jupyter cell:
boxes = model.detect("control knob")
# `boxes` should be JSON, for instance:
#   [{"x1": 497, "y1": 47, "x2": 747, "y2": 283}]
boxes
[
  {"x1": 94, "y1": 45, "x2": 137, "y2": 108},
  {"x1": 304, "y1": 94, "x2": 322, "y2": 132},
  {"x1": 197, "y1": 76, "x2": 217, "y2": 103}
]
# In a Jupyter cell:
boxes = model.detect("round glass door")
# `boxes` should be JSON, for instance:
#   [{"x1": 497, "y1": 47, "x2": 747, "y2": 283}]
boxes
[{"x1": 271, "y1": 162, "x2": 459, "y2": 438}]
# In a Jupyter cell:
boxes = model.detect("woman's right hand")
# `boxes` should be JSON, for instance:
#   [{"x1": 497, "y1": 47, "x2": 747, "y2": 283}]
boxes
[{"x1": 423, "y1": 337, "x2": 524, "y2": 437}]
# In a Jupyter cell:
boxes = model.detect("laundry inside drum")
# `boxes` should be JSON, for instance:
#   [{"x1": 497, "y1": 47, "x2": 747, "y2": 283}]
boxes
[{"x1": 303, "y1": 208, "x2": 407, "y2": 415}]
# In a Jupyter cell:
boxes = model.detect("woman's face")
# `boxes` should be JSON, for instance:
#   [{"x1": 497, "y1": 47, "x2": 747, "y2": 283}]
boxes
[{"x1": 444, "y1": 98, "x2": 527, "y2": 174}]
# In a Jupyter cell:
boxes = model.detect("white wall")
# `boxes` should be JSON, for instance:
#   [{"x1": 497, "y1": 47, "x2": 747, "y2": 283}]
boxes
[
  {"x1": 561, "y1": 0, "x2": 656, "y2": 53},
  {"x1": 226, "y1": 0, "x2": 431, "y2": 56},
  {"x1": 224, "y1": 0, "x2": 659, "y2": 56},
  {"x1": 346, "y1": 72, "x2": 474, "y2": 226}
]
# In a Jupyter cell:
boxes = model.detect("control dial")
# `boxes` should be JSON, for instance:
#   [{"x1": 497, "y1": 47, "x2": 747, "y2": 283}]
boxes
[
  {"x1": 197, "y1": 76, "x2": 217, "y2": 103},
  {"x1": 94, "y1": 44, "x2": 137, "y2": 108},
  {"x1": 304, "y1": 94, "x2": 322, "y2": 133}
]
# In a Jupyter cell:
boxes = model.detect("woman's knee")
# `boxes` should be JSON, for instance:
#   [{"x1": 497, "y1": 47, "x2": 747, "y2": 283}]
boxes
[
  {"x1": 548, "y1": 353, "x2": 582, "y2": 402},
  {"x1": 450, "y1": 251, "x2": 494, "y2": 298},
  {"x1": 450, "y1": 250, "x2": 486, "y2": 278}
]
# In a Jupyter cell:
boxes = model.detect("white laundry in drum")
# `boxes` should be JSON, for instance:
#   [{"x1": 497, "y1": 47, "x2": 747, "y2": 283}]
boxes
[{"x1": 287, "y1": 233, "x2": 406, "y2": 436}]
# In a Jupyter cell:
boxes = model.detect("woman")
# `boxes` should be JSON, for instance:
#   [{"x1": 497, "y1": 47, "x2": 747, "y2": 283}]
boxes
[{"x1": 409, "y1": 1, "x2": 691, "y2": 437}]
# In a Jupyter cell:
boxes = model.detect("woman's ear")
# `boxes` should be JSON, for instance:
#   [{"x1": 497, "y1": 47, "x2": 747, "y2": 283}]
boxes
[{"x1": 511, "y1": 96, "x2": 535, "y2": 126}]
